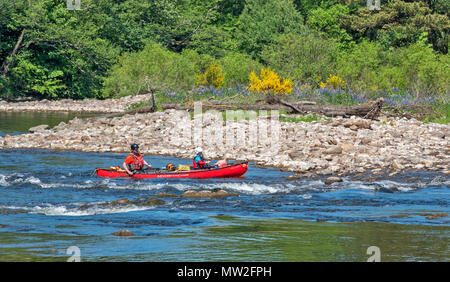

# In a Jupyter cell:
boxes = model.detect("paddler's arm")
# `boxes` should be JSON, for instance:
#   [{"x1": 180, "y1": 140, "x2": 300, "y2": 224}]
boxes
[
  {"x1": 143, "y1": 159, "x2": 152, "y2": 168},
  {"x1": 123, "y1": 161, "x2": 134, "y2": 176}
]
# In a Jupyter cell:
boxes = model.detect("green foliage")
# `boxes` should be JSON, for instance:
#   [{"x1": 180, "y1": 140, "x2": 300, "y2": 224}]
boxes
[
  {"x1": 128, "y1": 100, "x2": 150, "y2": 111},
  {"x1": 280, "y1": 113, "x2": 327, "y2": 123},
  {"x1": 423, "y1": 103, "x2": 450, "y2": 124},
  {"x1": 11, "y1": 55, "x2": 66, "y2": 98},
  {"x1": 336, "y1": 40, "x2": 382, "y2": 91},
  {"x1": 261, "y1": 32, "x2": 339, "y2": 83},
  {"x1": 218, "y1": 52, "x2": 262, "y2": 87},
  {"x1": 0, "y1": 0, "x2": 448, "y2": 112},
  {"x1": 236, "y1": 0, "x2": 303, "y2": 59},
  {"x1": 340, "y1": 1, "x2": 450, "y2": 53},
  {"x1": 306, "y1": 4, "x2": 354, "y2": 49},
  {"x1": 103, "y1": 43, "x2": 199, "y2": 98},
  {"x1": 187, "y1": 25, "x2": 234, "y2": 58},
  {"x1": 336, "y1": 39, "x2": 450, "y2": 97},
  {"x1": 0, "y1": 0, "x2": 118, "y2": 99},
  {"x1": 97, "y1": 0, "x2": 181, "y2": 52}
]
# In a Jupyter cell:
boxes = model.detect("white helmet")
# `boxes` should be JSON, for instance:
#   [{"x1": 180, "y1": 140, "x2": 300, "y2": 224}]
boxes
[{"x1": 195, "y1": 147, "x2": 203, "y2": 154}]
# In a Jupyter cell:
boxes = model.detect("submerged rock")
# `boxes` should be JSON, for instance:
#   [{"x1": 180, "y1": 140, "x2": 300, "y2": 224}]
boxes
[
  {"x1": 181, "y1": 189, "x2": 238, "y2": 198},
  {"x1": 389, "y1": 214, "x2": 410, "y2": 218},
  {"x1": 110, "y1": 230, "x2": 135, "y2": 236},
  {"x1": 156, "y1": 193, "x2": 177, "y2": 198},
  {"x1": 324, "y1": 176, "x2": 343, "y2": 185},
  {"x1": 138, "y1": 198, "x2": 165, "y2": 206},
  {"x1": 421, "y1": 213, "x2": 448, "y2": 220},
  {"x1": 103, "y1": 198, "x2": 132, "y2": 206}
]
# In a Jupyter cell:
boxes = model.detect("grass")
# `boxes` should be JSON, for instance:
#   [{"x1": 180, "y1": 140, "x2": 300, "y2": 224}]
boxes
[
  {"x1": 280, "y1": 114, "x2": 331, "y2": 123},
  {"x1": 417, "y1": 103, "x2": 450, "y2": 124},
  {"x1": 127, "y1": 100, "x2": 149, "y2": 110}
]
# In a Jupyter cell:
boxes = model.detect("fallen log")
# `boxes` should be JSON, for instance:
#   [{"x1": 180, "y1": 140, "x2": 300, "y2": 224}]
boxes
[
  {"x1": 265, "y1": 96, "x2": 385, "y2": 119},
  {"x1": 161, "y1": 97, "x2": 385, "y2": 119}
]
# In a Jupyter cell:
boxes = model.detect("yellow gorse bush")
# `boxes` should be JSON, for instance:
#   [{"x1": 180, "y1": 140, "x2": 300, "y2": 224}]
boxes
[
  {"x1": 249, "y1": 68, "x2": 292, "y2": 95},
  {"x1": 196, "y1": 63, "x2": 225, "y2": 89},
  {"x1": 319, "y1": 74, "x2": 345, "y2": 89}
]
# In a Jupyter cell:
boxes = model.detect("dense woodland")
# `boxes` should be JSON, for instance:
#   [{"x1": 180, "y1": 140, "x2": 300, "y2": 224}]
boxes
[{"x1": 0, "y1": 0, "x2": 448, "y2": 102}]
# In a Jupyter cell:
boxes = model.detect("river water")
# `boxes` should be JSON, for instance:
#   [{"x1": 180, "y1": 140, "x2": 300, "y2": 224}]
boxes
[{"x1": 0, "y1": 112, "x2": 448, "y2": 261}]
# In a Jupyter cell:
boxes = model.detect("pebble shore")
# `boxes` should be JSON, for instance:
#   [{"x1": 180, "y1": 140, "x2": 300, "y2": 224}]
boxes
[
  {"x1": 0, "y1": 104, "x2": 448, "y2": 176},
  {"x1": 0, "y1": 94, "x2": 153, "y2": 113}
]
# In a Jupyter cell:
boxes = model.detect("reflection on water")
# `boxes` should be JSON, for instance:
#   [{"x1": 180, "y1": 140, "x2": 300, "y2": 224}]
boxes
[
  {"x1": 0, "y1": 217, "x2": 448, "y2": 262},
  {"x1": 0, "y1": 111, "x2": 99, "y2": 136}
]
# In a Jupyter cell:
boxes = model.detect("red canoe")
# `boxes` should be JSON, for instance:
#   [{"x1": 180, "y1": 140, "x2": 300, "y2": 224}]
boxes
[{"x1": 95, "y1": 162, "x2": 248, "y2": 179}]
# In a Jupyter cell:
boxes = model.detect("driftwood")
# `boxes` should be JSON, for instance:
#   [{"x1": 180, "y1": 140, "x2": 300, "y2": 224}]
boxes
[
  {"x1": 265, "y1": 96, "x2": 385, "y2": 119},
  {"x1": 161, "y1": 97, "x2": 385, "y2": 119}
]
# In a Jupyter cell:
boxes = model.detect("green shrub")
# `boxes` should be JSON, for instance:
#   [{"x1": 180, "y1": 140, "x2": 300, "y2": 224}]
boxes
[
  {"x1": 103, "y1": 43, "x2": 199, "y2": 98},
  {"x1": 219, "y1": 52, "x2": 262, "y2": 87},
  {"x1": 261, "y1": 32, "x2": 339, "y2": 83}
]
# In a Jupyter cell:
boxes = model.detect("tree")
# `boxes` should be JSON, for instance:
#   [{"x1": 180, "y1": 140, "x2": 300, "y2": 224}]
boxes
[
  {"x1": 236, "y1": 0, "x2": 304, "y2": 59},
  {"x1": 306, "y1": 4, "x2": 354, "y2": 49},
  {"x1": 261, "y1": 32, "x2": 339, "y2": 83},
  {"x1": 340, "y1": 0, "x2": 450, "y2": 53}
]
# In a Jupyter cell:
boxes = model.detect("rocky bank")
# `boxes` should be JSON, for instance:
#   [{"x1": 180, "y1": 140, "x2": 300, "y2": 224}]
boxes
[
  {"x1": 0, "y1": 109, "x2": 448, "y2": 176},
  {"x1": 0, "y1": 93, "x2": 153, "y2": 113}
]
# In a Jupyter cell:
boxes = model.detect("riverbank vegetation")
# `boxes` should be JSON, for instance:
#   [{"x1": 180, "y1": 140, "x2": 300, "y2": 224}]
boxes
[{"x1": 0, "y1": 0, "x2": 449, "y2": 123}]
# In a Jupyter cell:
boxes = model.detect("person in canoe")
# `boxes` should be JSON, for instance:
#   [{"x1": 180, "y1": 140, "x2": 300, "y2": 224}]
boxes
[
  {"x1": 123, "y1": 143, "x2": 152, "y2": 176},
  {"x1": 193, "y1": 147, "x2": 211, "y2": 170}
]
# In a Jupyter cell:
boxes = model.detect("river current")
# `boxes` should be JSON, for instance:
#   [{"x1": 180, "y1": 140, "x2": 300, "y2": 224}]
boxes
[{"x1": 0, "y1": 112, "x2": 448, "y2": 261}]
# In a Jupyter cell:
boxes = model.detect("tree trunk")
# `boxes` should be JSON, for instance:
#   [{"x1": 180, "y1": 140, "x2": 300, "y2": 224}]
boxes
[{"x1": 1, "y1": 29, "x2": 26, "y2": 77}]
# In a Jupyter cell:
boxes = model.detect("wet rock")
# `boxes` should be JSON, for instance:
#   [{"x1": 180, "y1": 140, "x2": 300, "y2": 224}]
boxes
[
  {"x1": 29, "y1": 124, "x2": 50, "y2": 133},
  {"x1": 285, "y1": 173, "x2": 302, "y2": 180},
  {"x1": 376, "y1": 187, "x2": 395, "y2": 193},
  {"x1": 156, "y1": 193, "x2": 177, "y2": 198},
  {"x1": 110, "y1": 230, "x2": 135, "y2": 236},
  {"x1": 138, "y1": 199, "x2": 165, "y2": 206},
  {"x1": 421, "y1": 213, "x2": 447, "y2": 220},
  {"x1": 103, "y1": 198, "x2": 132, "y2": 206},
  {"x1": 324, "y1": 176, "x2": 342, "y2": 185},
  {"x1": 181, "y1": 189, "x2": 238, "y2": 198},
  {"x1": 389, "y1": 214, "x2": 410, "y2": 218}
]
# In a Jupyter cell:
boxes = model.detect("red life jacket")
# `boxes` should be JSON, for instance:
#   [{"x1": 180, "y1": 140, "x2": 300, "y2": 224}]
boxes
[{"x1": 128, "y1": 153, "x2": 144, "y2": 170}]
